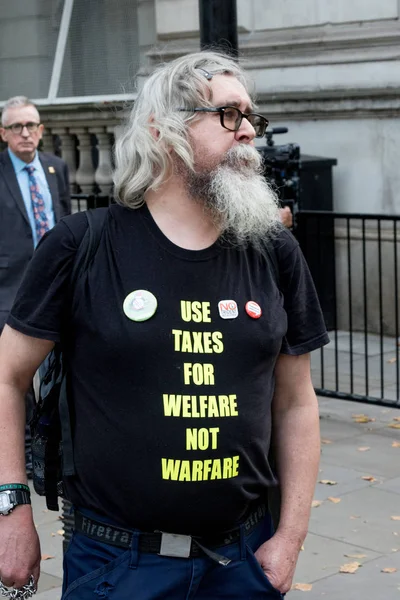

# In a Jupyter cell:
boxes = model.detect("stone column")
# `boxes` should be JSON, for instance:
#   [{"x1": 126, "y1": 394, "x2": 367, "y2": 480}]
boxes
[
  {"x1": 90, "y1": 126, "x2": 114, "y2": 196},
  {"x1": 71, "y1": 128, "x2": 95, "y2": 195},
  {"x1": 112, "y1": 124, "x2": 125, "y2": 143},
  {"x1": 52, "y1": 128, "x2": 78, "y2": 194},
  {"x1": 41, "y1": 130, "x2": 55, "y2": 154}
]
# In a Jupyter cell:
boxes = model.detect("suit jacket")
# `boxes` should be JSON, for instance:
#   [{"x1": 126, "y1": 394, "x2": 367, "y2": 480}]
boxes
[{"x1": 0, "y1": 149, "x2": 71, "y2": 330}]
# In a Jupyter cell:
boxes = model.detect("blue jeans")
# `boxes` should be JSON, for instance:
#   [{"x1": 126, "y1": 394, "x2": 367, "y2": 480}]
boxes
[{"x1": 62, "y1": 509, "x2": 284, "y2": 599}]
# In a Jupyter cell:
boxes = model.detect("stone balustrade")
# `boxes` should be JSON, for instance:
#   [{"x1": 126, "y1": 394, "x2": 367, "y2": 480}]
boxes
[{"x1": 36, "y1": 101, "x2": 132, "y2": 200}]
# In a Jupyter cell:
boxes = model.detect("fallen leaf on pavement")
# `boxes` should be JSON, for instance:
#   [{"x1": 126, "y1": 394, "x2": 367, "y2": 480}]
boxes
[
  {"x1": 321, "y1": 439, "x2": 333, "y2": 444},
  {"x1": 393, "y1": 417, "x2": 400, "y2": 422},
  {"x1": 388, "y1": 423, "x2": 400, "y2": 429},
  {"x1": 328, "y1": 497, "x2": 341, "y2": 504},
  {"x1": 358, "y1": 447, "x2": 370, "y2": 452},
  {"x1": 391, "y1": 516, "x2": 400, "y2": 521},
  {"x1": 319, "y1": 480, "x2": 337, "y2": 485},
  {"x1": 344, "y1": 553, "x2": 367, "y2": 559},
  {"x1": 362, "y1": 476, "x2": 377, "y2": 482},
  {"x1": 41, "y1": 554, "x2": 54, "y2": 561},
  {"x1": 292, "y1": 583, "x2": 313, "y2": 591},
  {"x1": 387, "y1": 357, "x2": 397, "y2": 364},
  {"x1": 340, "y1": 561, "x2": 361, "y2": 574},
  {"x1": 311, "y1": 500, "x2": 323, "y2": 508},
  {"x1": 392, "y1": 442, "x2": 400, "y2": 448},
  {"x1": 381, "y1": 568, "x2": 397, "y2": 573},
  {"x1": 352, "y1": 414, "x2": 375, "y2": 423},
  {"x1": 350, "y1": 515, "x2": 360, "y2": 519},
  {"x1": 56, "y1": 529, "x2": 65, "y2": 536}
]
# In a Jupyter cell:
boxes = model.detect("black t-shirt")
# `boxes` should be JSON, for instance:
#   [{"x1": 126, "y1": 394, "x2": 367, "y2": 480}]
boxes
[{"x1": 8, "y1": 204, "x2": 329, "y2": 534}]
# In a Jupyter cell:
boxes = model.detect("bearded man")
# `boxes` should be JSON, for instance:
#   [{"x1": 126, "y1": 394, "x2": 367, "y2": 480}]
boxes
[{"x1": 0, "y1": 51, "x2": 328, "y2": 599}]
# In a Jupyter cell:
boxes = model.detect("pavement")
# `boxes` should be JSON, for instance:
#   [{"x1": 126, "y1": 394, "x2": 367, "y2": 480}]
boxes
[{"x1": 7, "y1": 335, "x2": 400, "y2": 599}]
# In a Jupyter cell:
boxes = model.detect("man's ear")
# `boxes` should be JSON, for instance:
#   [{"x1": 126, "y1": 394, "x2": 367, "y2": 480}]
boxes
[
  {"x1": 0, "y1": 128, "x2": 8, "y2": 143},
  {"x1": 37, "y1": 123, "x2": 45, "y2": 141}
]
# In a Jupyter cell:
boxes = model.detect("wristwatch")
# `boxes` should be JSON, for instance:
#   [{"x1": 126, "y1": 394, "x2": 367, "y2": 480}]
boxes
[{"x1": 0, "y1": 489, "x2": 31, "y2": 515}]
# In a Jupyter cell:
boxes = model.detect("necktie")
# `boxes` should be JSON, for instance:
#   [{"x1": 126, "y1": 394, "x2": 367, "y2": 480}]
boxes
[{"x1": 24, "y1": 165, "x2": 49, "y2": 242}]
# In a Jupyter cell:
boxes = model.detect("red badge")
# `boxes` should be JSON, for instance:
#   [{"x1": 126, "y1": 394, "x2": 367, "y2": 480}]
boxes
[{"x1": 245, "y1": 300, "x2": 262, "y2": 319}]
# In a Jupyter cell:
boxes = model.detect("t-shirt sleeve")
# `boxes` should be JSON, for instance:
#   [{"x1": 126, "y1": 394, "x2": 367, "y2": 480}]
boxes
[
  {"x1": 7, "y1": 213, "x2": 88, "y2": 342},
  {"x1": 275, "y1": 229, "x2": 330, "y2": 355}
]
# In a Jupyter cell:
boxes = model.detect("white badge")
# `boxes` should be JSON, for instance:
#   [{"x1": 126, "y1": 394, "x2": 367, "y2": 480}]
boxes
[
  {"x1": 123, "y1": 290, "x2": 158, "y2": 322},
  {"x1": 218, "y1": 299, "x2": 238, "y2": 320}
]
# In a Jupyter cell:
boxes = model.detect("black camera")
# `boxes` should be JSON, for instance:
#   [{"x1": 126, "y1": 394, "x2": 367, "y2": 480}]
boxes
[{"x1": 257, "y1": 127, "x2": 301, "y2": 215}]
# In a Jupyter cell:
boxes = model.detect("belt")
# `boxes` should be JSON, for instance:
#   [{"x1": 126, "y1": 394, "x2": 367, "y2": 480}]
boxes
[{"x1": 74, "y1": 504, "x2": 267, "y2": 560}]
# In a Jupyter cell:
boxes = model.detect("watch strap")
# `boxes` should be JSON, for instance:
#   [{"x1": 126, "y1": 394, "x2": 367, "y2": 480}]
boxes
[{"x1": 10, "y1": 489, "x2": 32, "y2": 506}]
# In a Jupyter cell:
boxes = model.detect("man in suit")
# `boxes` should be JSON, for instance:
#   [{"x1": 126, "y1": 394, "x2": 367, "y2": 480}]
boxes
[{"x1": 0, "y1": 96, "x2": 71, "y2": 475}]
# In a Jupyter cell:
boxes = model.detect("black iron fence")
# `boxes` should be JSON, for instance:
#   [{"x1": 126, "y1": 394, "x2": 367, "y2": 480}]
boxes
[
  {"x1": 69, "y1": 197, "x2": 400, "y2": 408},
  {"x1": 295, "y1": 210, "x2": 400, "y2": 408},
  {"x1": 70, "y1": 193, "x2": 110, "y2": 212},
  {"x1": 61, "y1": 198, "x2": 399, "y2": 551}
]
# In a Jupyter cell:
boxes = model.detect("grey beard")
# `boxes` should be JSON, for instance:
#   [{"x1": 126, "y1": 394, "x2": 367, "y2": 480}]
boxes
[{"x1": 185, "y1": 145, "x2": 281, "y2": 247}]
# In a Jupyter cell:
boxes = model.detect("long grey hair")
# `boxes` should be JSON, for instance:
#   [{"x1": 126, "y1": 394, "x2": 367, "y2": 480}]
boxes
[{"x1": 113, "y1": 51, "x2": 251, "y2": 208}]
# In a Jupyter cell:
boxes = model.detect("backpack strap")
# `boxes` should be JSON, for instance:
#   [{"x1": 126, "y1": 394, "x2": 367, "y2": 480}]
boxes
[
  {"x1": 59, "y1": 207, "x2": 109, "y2": 477},
  {"x1": 70, "y1": 207, "x2": 109, "y2": 288}
]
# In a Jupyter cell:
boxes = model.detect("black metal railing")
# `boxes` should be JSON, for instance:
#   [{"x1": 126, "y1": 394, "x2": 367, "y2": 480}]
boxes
[
  {"x1": 70, "y1": 193, "x2": 111, "y2": 212},
  {"x1": 61, "y1": 201, "x2": 399, "y2": 551},
  {"x1": 295, "y1": 210, "x2": 400, "y2": 408},
  {"x1": 68, "y1": 199, "x2": 400, "y2": 408}
]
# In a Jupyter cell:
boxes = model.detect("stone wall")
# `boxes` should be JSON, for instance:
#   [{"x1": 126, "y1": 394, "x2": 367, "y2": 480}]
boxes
[
  {"x1": 151, "y1": 1, "x2": 400, "y2": 336},
  {"x1": 153, "y1": 0, "x2": 400, "y2": 215},
  {"x1": 2, "y1": 0, "x2": 399, "y2": 334},
  {"x1": 0, "y1": 0, "x2": 58, "y2": 100}
]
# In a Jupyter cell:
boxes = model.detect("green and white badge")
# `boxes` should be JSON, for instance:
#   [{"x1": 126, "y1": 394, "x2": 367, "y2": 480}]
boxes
[{"x1": 123, "y1": 289, "x2": 158, "y2": 322}]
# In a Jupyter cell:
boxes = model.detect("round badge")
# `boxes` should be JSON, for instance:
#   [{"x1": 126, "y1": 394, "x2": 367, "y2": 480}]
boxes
[
  {"x1": 245, "y1": 300, "x2": 262, "y2": 319},
  {"x1": 123, "y1": 290, "x2": 158, "y2": 322}
]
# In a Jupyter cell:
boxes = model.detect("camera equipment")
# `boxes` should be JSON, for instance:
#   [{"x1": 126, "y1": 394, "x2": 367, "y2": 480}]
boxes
[{"x1": 257, "y1": 127, "x2": 301, "y2": 215}]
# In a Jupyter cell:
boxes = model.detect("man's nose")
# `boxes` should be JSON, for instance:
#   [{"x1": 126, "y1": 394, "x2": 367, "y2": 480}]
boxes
[{"x1": 235, "y1": 117, "x2": 256, "y2": 144}]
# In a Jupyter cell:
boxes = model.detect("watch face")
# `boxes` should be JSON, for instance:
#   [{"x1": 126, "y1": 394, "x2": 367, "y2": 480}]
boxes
[{"x1": 0, "y1": 492, "x2": 12, "y2": 514}]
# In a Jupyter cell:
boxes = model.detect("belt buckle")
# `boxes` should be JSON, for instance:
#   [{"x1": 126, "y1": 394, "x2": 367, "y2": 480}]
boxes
[{"x1": 159, "y1": 532, "x2": 192, "y2": 558}]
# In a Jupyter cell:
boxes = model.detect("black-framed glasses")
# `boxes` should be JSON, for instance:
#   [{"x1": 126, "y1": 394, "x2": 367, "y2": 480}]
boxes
[
  {"x1": 177, "y1": 106, "x2": 269, "y2": 137},
  {"x1": 4, "y1": 122, "x2": 41, "y2": 135}
]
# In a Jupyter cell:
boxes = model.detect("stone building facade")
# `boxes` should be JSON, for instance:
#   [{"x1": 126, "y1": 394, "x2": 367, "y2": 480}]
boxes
[
  {"x1": 1, "y1": 0, "x2": 400, "y2": 333},
  {"x1": 1, "y1": 0, "x2": 399, "y2": 212}
]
